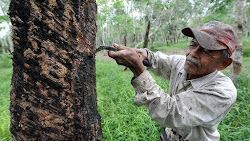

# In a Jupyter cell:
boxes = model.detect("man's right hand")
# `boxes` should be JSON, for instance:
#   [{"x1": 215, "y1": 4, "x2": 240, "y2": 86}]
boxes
[{"x1": 108, "y1": 43, "x2": 146, "y2": 77}]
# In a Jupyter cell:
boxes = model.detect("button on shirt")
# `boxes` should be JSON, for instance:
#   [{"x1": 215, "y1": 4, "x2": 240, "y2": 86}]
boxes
[{"x1": 131, "y1": 51, "x2": 237, "y2": 141}]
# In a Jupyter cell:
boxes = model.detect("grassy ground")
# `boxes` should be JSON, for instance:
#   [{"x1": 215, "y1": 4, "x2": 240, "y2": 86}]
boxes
[
  {"x1": 0, "y1": 37, "x2": 249, "y2": 140},
  {"x1": 96, "y1": 60, "x2": 250, "y2": 141},
  {"x1": 0, "y1": 54, "x2": 12, "y2": 141},
  {"x1": 96, "y1": 60, "x2": 164, "y2": 140}
]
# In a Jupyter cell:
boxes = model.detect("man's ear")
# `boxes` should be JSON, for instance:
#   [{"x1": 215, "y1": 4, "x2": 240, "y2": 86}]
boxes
[{"x1": 217, "y1": 58, "x2": 233, "y2": 71}]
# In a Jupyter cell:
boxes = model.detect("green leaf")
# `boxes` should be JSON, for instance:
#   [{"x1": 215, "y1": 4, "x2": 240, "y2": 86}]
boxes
[{"x1": 0, "y1": 16, "x2": 9, "y2": 23}]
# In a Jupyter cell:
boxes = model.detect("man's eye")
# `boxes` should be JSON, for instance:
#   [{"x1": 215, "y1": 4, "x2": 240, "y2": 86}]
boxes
[
  {"x1": 203, "y1": 49, "x2": 211, "y2": 55},
  {"x1": 190, "y1": 42, "x2": 198, "y2": 47}
]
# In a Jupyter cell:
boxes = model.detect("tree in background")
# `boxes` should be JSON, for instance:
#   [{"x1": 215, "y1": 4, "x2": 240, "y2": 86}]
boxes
[
  {"x1": 142, "y1": 0, "x2": 155, "y2": 48},
  {"x1": 9, "y1": 0, "x2": 102, "y2": 140},
  {"x1": 243, "y1": 1, "x2": 250, "y2": 37},
  {"x1": 230, "y1": 0, "x2": 246, "y2": 79}
]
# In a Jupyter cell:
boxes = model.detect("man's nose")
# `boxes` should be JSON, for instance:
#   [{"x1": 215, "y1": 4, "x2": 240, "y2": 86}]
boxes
[{"x1": 190, "y1": 45, "x2": 202, "y2": 58}]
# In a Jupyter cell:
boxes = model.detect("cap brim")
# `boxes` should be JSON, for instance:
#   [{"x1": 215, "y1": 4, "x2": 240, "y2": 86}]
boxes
[{"x1": 182, "y1": 27, "x2": 227, "y2": 51}]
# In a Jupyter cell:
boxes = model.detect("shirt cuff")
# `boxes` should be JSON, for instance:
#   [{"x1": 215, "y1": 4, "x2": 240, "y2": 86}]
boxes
[
  {"x1": 131, "y1": 70, "x2": 155, "y2": 93},
  {"x1": 144, "y1": 48, "x2": 153, "y2": 62}
]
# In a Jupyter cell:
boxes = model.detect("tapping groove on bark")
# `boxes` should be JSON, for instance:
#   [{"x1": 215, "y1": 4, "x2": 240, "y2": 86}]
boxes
[{"x1": 9, "y1": 0, "x2": 102, "y2": 140}]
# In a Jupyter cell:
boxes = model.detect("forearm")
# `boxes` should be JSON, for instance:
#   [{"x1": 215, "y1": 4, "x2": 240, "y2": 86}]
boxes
[
  {"x1": 131, "y1": 71, "x2": 179, "y2": 128},
  {"x1": 144, "y1": 50, "x2": 173, "y2": 80},
  {"x1": 130, "y1": 65, "x2": 145, "y2": 78}
]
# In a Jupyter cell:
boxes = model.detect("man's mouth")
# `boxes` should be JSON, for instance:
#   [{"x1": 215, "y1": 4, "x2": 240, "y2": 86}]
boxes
[{"x1": 186, "y1": 56, "x2": 201, "y2": 68}]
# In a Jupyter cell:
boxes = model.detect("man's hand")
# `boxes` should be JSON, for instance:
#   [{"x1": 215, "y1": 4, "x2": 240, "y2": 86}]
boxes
[{"x1": 108, "y1": 43, "x2": 146, "y2": 77}]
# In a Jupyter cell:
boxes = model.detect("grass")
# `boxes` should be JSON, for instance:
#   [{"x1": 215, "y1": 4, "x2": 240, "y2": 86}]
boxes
[
  {"x1": 218, "y1": 74, "x2": 250, "y2": 141},
  {"x1": 97, "y1": 58, "x2": 250, "y2": 141},
  {"x1": 0, "y1": 54, "x2": 12, "y2": 141},
  {"x1": 96, "y1": 60, "x2": 165, "y2": 140},
  {"x1": 0, "y1": 37, "x2": 249, "y2": 140}
]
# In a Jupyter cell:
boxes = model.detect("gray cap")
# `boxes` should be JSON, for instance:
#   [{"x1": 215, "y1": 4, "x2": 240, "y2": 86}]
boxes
[{"x1": 182, "y1": 21, "x2": 238, "y2": 56}]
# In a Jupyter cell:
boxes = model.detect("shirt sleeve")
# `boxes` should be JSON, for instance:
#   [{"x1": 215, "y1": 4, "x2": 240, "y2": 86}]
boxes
[
  {"x1": 145, "y1": 49, "x2": 185, "y2": 80},
  {"x1": 131, "y1": 70, "x2": 237, "y2": 129}
]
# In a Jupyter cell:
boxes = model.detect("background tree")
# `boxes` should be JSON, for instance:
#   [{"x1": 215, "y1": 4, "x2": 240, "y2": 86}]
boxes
[
  {"x1": 230, "y1": 0, "x2": 247, "y2": 79},
  {"x1": 243, "y1": 1, "x2": 250, "y2": 37},
  {"x1": 9, "y1": 0, "x2": 102, "y2": 140}
]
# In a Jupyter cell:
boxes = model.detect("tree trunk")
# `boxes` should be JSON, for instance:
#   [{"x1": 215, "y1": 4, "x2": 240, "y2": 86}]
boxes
[
  {"x1": 168, "y1": 22, "x2": 172, "y2": 43},
  {"x1": 230, "y1": 0, "x2": 246, "y2": 80},
  {"x1": 132, "y1": 6, "x2": 136, "y2": 48},
  {"x1": 118, "y1": 24, "x2": 121, "y2": 44},
  {"x1": 162, "y1": 30, "x2": 168, "y2": 46},
  {"x1": 124, "y1": 4, "x2": 129, "y2": 46},
  {"x1": 1, "y1": 38, "x2": 7, "y2": 54},
  {"x1": 7, "y1": 34, "x2": 14, "y2": 53},
  {"x1": 150, "y1": 33, "x2": 155, "y2": 50},
  {"x1": 9, "y1": 0, "x2": 102, "y2": 140},
  {"x1": 100, "y1": 20, "x2": 106, "y2": 45},
  {"x1": 135, "y1": 20, "x2": 161, "y2": 48},
  {"x1": 143, "y1": 20, "x2": 151, "y2": 48}
]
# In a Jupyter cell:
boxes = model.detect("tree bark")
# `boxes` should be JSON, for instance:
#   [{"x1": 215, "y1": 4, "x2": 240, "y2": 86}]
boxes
[
  {"x1": 132, "y1": 5, "x2": 136, "y2": 48},
  {"x1": 1, "y1": 38, "x2": 7, "y2": 54},
  {"x1": 143, "y1": 20, "x2": 151, "y2": 48},
  {"x1": 124, "y1": 3, "x2": 129, "y2": 46},
  {"x1": 161, "y1": 30, "x2": 168, "y2": 46},
  {"x1": 9, "y1": 0, "x2": 102, "y2": 140},
  {"x1": 100, "y1": 20, "x2": 106, "y2": 45},
  {"x1": 7, "y1": 34, "x2": 14, "y2": 53},
  {"x1": 230, "y1": 0, "x2": 246, "y2": 79},
  {"x1": 118, "y1": 24, "x2": 121, "y2": 44},
  {"x1": 150, "y1": 33, "x2": 155, "y2": 50},
  {"x1": 135, "y1": 21, "x2": 161, "y2": 48}
]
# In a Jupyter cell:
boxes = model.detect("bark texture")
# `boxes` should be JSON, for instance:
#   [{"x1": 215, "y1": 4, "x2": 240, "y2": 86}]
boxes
[
  {"x1": 9, "y1": 0, "x2": 102, "y2": 140},
  {"x1": 230, "y1": 0, "x2": 245, "y2": 79},
  {"x1": 143, "y1": 20, "x2": 150, "y2": 48}
]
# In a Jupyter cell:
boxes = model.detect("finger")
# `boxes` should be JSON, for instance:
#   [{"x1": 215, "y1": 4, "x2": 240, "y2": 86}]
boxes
[
  {"x1": 116, "y1": 59, "x2": 124, "y2": 65},
  {"x1": 108, "y1": 50, "x2": 124, "y2": 58},
  {"x1": 113, "y1": 43, "x2": 127, "y2": 50},
  {"x1": 136, "y1": 48, "x2": 145, "y2": 54},
  {"x1": 115, "y1": 58, "x2": 129, "y2": 67},
  {"x1": 136, "y1": 48, "x2": 147, "y2": 59},
  {"x1": 108, "y1": 50, "x2": 116, "y2": 58}
]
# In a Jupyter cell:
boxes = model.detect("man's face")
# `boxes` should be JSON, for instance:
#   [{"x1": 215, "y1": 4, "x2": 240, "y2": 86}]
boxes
[{"x1": 184, "y1": 38, "x2": 223, "y2": 79}]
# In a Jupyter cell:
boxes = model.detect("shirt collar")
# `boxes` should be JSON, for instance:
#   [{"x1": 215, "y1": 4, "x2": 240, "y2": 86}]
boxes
[{"x1": 179, "y1": 69, "x2": 219, "y2": 90}]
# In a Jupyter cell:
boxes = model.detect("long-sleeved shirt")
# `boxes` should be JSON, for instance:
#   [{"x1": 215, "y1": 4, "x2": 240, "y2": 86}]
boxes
[{"x1": 131, "y1": 50, "x2": 237, "y2": 141}]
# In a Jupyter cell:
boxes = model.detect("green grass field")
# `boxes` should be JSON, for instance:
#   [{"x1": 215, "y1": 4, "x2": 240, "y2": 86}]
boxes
[
  {"x1": 0, "y1": 37, "x2": 250, "y2": 140},
  {"x1": 0, "y1": 57, "x2": 12, "y2": 141}
]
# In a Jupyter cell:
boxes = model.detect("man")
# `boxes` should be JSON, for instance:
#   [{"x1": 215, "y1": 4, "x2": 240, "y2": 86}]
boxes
[{"x1": 108, "y1": 21, "x2": 238, "y2": 141}]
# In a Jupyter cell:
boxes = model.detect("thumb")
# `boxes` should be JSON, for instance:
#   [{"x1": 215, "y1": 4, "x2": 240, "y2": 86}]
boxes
[
  {"x1": 108, "y1": 50, "x2": 123, "y2": 58},
  {"x1": 108, "y1": 50, "x2": 115, "y2": 58}
]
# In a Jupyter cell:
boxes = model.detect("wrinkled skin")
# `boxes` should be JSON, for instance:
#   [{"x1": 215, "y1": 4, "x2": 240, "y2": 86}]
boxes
[{"x1": 184, "y1": 39, "x2": 232, "y2": 80}]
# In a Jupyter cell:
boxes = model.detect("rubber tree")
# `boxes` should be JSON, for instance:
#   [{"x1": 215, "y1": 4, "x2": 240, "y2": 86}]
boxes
[
  {"x1": 230, "y1": 0, "x2": 246, "y2": 79},
  {"x1": 143, "y1": 0, "x2": 155, "y2": 48},
  {"x1": 9, "y1": 0, "x2": 102, "y2": 140}
]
